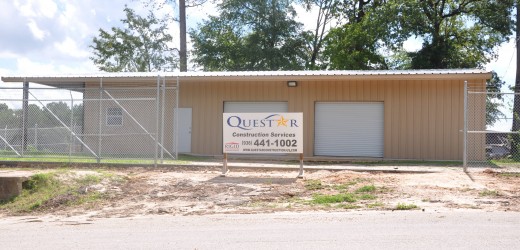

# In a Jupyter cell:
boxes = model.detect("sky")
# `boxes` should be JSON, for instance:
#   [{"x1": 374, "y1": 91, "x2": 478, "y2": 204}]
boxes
[{"x1": 0, "y1": 0, "x2": 517, "y2": 130}]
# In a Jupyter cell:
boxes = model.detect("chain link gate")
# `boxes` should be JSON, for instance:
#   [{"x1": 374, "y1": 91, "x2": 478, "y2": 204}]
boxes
[
  {"x1": 464, "y1": 81, "x2": 520, "y2": 169},
  {"x1": 0, "y1": 77, "x2": 178, "y2": 165}
]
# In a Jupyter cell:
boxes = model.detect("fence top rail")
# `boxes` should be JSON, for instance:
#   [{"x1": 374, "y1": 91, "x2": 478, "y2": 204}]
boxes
[
  {"x1": 468, "y1": 91, "x2": 520, "y2": 95},
  {"x1": 0, "y1": 98, "x2": 156, "y2": 102},
  {"x1": 0, "y1": 87, "x2": 177, "y2": 90},
  {"x1": 467, "y1": 131, "x2": 520, "y2": 134}
]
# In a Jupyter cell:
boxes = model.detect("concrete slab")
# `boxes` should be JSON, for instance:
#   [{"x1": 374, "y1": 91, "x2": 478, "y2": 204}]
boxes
[{"x1": 0, "y1": 171, "x2": 33, "y2": 201}]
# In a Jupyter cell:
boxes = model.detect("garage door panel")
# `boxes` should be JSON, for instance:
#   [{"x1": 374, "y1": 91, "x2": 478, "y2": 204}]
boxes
[{"x1": 315, "y1": 102, "x2": 383, "y2": 157}]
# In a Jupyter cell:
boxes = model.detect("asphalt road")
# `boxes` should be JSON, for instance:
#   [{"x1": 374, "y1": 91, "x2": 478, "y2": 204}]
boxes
[{"x1": 1, "y1": 210, "x2": 519, "y2": 249}]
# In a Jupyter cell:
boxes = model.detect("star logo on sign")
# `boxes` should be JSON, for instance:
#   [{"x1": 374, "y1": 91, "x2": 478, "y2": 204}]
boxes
[{"x1": 277, "y1": 116, "x2": 288, "y2": 127}]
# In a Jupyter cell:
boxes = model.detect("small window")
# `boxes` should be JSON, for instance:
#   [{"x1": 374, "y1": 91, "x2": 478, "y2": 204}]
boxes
[{"x1": 106, "y1": 107, "x2": 123, "y2": 126}]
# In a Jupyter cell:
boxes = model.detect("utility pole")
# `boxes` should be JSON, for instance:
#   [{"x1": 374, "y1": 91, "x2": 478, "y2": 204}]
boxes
[
  {"x1": 179, "y1": 0, "x2": 187, "y2": 72},
  {"x1": 512, "y1": 1, "x2": 520, "y2": 158}
]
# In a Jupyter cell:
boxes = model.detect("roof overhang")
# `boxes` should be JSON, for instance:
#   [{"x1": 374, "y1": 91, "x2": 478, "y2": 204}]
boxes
[{"x1": 1, "y1": 69, "x2": 492, "y2": 87}]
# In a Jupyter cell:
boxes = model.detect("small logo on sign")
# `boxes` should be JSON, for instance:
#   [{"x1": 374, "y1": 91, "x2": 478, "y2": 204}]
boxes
[
  {"x1": 277, "y1": 116, "x2": 288, "y2": 127},
  {"x1": 225, "y1": 142, "x2": 240, "y2": 151}
]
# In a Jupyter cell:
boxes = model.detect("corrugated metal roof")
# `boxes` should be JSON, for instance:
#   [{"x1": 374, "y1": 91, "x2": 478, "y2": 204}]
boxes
[{"x1": 1, "y1": 69, "x2": 490, "y2": 83}]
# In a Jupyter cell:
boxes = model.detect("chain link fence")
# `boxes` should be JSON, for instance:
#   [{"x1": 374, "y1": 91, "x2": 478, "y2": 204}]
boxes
[
  {"x1": 465, "y1": 81, "x2": 520, "y2": 168},
  {"x1": 0, "y1": 83, "x2": 178, "y2": 165}
]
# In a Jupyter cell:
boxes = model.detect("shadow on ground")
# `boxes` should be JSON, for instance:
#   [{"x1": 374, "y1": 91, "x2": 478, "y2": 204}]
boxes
[{"x1": 207, "y1": 176, "x2": 297, "y2": 185}]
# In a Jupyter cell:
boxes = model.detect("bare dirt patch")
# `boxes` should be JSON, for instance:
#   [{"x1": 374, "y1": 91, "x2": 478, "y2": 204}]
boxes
[{"x1": 1, "y1": 166, "x2": 519, "y2": 218}]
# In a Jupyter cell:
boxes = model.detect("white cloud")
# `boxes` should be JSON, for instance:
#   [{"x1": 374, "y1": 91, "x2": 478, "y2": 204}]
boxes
[
  {"x1": 27, "y1": 19, "x2": 48, "y2": 40},
  {"x1": 54, "y1": 37, "x2": 89, "y2": 59},
  {"x1": 37, "y1": 0, "x2": 58, "y2": 18},
  {"x1": 14, "y1": 0, "x2": 58, "y2": 18}
]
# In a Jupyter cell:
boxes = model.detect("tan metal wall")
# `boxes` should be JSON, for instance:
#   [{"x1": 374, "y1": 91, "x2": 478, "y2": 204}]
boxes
[
  {"x1": 82, "y1": 83, "x2": 161, "y2": 156},
  {"x1": 179, "y1": 78, "x2": 487, "y2": 160}
]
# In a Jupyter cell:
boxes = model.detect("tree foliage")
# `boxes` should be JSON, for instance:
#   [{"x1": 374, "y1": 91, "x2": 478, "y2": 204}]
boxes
[
  {"x1": 320, "y1": 0, "x2": 515, "y2": 70},
  {"x1": 301, "y1": 0, "x2": 338, "y2": 69},
  {"x1": 0, "y1": 102, "x2": 83, "y2": 129},
  {"x1": 486, "y1": 72, "x2": 506, "y2": 126},
  {"x1": 90, "y1": 6, "x2": 177, "y2": 72},
  {"x1": 190, "y1": 0, "x2": 309, "y2": 71},
  {"x1": 397, "y1": 0, "x2": 515, "y2": 69}
]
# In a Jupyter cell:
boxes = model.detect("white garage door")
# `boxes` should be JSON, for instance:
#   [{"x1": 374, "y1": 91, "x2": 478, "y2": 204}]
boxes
[
  {"x1": 224, "y1": 102, "x2": 288, "y2": 113},
  {"x1": 314, "y1": 102, "x2": 384, "y2": 157}
]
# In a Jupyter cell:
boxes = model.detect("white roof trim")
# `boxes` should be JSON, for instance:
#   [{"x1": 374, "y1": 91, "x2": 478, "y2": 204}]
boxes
[{"x1": 1, "y1": 69, "x2": 490, "y2": 83}]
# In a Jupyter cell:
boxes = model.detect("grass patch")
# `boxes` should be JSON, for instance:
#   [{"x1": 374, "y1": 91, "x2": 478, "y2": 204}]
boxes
[
  {"x1": 336, "y1": 204, "x2": 361, "y2": 209},
  {"x1": 304, "y1": 179, "x2": 323, "y2": 190},
  {"x1": 498, "y1": 172, "x2": 520, "y2": 178},
  {"x1": 312, "y1": 193, "x2": 357, "y2": 204},
  {"x1": 332, "y1": 184, "x2": 350, "y2": 191},
  {"x1": 479, "y1": 189, "x2": 500, "y2": 197},
  {"x1": 355, "y1": 160, "x2": 461, "y2": 166},
  {"x1": 78, "y1": 174, "x2": 103, "y2": 186},
  {"x1": 355, "y1": 185, "x2": 376, "y2": 193},
  {"x1": 395, "y1": 203, "x2": 418, "y2": 210},
  {"x1": 0, "y1": 170, "x2": 122, "y2": 214},
  {"x1": 366, "y1": 202, "x2": 384, "y2": 208},
  {"x1": 0, "y1": 154, "x2": 200, "y2": 165},
  {"x1": 357, "y1": 194, "x2": 377, "y2": 200}
]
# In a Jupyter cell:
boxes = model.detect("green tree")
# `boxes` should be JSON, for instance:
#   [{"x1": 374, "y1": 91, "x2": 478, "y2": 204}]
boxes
[
  {"x1": 385, "y1": 0, "x2": 514, "y2": 128},
  {"x1": 486, "y1": 72, "x2": 506, "y2": 126},
  {"x1": 190, "y1": 0, "x2": 309, "y2": 71},
  {"x1": 321, "y1": 0, "x2": 390, "y2": 69},
  {"x1": 0, "y1": 103, "x2": 17, "y2": 128},
  {"x1": 90, "y1": 6, "x2": 177, "y2": 72},
  {"x1": 393, "y1": 0, "x2": 514, "y2": 69},
  {"x1": 302, "y1": 0, "x2": 339, "y2": 69}
]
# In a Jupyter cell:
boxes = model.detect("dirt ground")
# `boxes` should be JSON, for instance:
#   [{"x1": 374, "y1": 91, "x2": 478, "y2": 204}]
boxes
[{"x1": 1, "y1": 165, "x2": 520, "y2": 218}]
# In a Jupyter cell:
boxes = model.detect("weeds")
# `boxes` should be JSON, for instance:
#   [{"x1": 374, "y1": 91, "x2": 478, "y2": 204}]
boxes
[
  {"x1": 304, "y1": 179, "x2": 323, "y2": 190},
  {"x1": 358, "y1": 194, "x2": 377, "y2": 200},
  {"x1": 0, "y1": 170, "x2": 122, "y2": 214},
  {"x1": 479, "y1": 189, "x2": 500, "y2": 197},
  {"x1": 356, "y1": 185, "x2": 376, "y2": 193},
  {"x1": 366, "y1": 202, "x2": 384, "y2": 208},
  {"x1": 498, "y1": 173, "x2": 520, "y2": 178},
  {"x1": 395, "y1": 203, "x2": 418, "y2": 210},
  {"x1": 312, "y1": 193, "x2": 357, "y2": 204},
  {"x1": 336, "y1": 204, "x2": 361, "y2": 209}
]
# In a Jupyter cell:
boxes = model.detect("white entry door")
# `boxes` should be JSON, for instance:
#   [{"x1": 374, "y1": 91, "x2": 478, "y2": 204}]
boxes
[{"x1": 177, "y1": 108, "x2": 192, "y2": 153}]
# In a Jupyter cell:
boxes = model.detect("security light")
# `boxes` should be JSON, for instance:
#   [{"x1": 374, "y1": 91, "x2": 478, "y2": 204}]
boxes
[{"x1": 287, "y1": 81, "x2": 297, "y2": 87}]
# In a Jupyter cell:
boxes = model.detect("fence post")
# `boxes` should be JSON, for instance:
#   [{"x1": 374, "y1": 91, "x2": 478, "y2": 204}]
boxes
[
  {"x1": 155, "y1": 75, "x2": 160, "y2": 167},
  {"x1": 34, "y1": 123, "x2": 38, "y2": 151},
  {"x1": 21, "y1": 79, "x2": 29, "y2": 156},
  {"x1": 69, "y1": 90, "x2": 74, "y2": 163},
  {"x1": 160, "y1": 77, "x2": 166, "y2": 163},
  {"x1": 4, "y1": 125, "x2": 7, "y2": 151},
  {"x1": 463, "y1": 80, "x2": 468, "y2": 171},
  {"x1": 98, "y1": 78, "x2": 103, "y2": 163},
  {"x1": 175, "y1": 76, "x2": 179, "y2": 160}
]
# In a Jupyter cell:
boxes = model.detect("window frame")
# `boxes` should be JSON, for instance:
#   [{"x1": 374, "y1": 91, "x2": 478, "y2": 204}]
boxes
[{"x1": 106, "y1": 107, "x2": 123, "y2": 126}]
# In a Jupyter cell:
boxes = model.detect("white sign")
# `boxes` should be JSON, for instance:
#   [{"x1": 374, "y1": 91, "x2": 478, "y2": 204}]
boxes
[{"x1": 223, "y1": 113, "x2": 303, "y2": 154}]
